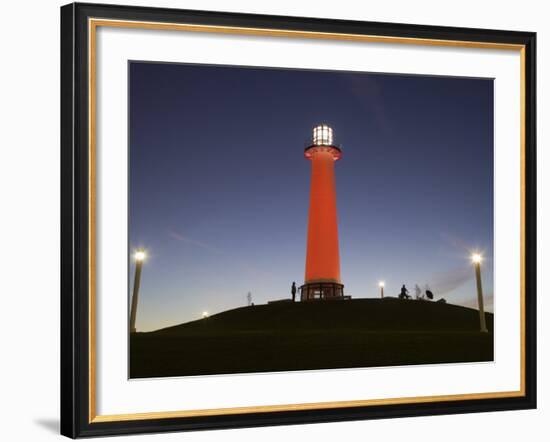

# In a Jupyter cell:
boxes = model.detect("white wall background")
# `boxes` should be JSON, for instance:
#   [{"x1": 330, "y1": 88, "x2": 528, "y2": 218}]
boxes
[{"x1": 0, "y1": 0, "x2": 546, "y2": 440}]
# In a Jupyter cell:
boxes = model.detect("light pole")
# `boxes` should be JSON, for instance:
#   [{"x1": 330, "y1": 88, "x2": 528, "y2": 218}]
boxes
[
  {"x1": 471, "y1": 253, "x2": 488, "y2": 333},
  {"x1": 130, "y1": 249, "x2": 146, "y2": 333},
  {"x1": 379, "y1": 281, "x2": 385, "y2": 298}
]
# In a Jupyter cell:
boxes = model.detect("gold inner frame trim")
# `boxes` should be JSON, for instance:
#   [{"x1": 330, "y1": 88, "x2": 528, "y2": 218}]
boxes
[{"x1": 88, "y1": 17, "x2": 527, "y2": 424}]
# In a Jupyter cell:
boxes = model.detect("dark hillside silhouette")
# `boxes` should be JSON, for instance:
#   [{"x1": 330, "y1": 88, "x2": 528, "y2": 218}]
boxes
[{"x1": 131, "y1": 298, "x2": 493, "y2": 378}]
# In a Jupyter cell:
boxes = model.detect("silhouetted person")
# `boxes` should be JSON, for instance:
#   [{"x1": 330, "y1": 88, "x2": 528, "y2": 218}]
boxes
[
  {"x1": 399, "y1": 284, "x2": 410, "y2": 300},
  {"x1": 291, "y1": 282, "x2": 297, "y2": 302}
]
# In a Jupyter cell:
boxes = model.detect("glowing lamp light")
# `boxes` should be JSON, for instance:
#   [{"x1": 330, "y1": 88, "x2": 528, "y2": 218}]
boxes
[
  {"x1": 312, "y1": 124, "x2": 334, "y2": 146},
  {"x1": 378, "y1": 281, "x2": 385, "y2": 288},
  {"x1": 134, "y1": 249, "x2": 147, "y2": 262},
  {"x1": 471, "y1": 253, "x2": 483, "y2": 264}
]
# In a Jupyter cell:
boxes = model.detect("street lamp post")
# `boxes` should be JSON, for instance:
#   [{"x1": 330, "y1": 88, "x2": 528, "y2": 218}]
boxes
[
  {"x1": 471, "y1": 253, "x2": 488, "y2": 333},
  {"x1": 130, "y1": 249, "x2": 146, "y2": 333},
  {"x1": 379, "y1": 281, "x2": 385, "y2": 298}
]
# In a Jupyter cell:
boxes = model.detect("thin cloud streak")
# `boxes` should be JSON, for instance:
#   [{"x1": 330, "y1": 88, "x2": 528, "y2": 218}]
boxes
[
  {"x1": 167, "y1": 229, "x2": 276, "y2": 280},
  {"x1": 168, "y1": 230, "x2": 221, "y2": 253},
  {"x1": 429, "y1": 266, "x2": 472, "y2": 296}
]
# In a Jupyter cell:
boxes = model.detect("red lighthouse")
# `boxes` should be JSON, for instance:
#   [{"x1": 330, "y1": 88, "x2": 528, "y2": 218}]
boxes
[{"x1": 301, "y1": 124, "x2": 346, "y2": 301}]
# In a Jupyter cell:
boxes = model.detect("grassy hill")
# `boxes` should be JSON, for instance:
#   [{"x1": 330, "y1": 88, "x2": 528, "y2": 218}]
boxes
[{"x1": 130, "y1": 298, "x2": 493, "y2": 378}]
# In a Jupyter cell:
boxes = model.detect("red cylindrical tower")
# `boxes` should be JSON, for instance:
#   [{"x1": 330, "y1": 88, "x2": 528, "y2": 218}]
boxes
[{"x1": 301, "y1": 124, "x2": 345, "y2": 301}]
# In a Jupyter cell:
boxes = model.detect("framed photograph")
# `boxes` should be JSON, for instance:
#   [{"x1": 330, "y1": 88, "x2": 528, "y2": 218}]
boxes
[{"x1": 60, "y1": 2, "x2": 536, "y2": 438}]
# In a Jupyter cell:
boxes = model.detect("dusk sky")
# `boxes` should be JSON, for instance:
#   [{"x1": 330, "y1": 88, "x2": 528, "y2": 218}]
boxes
[{"x1": 129, "y1": 61, "x2": 494, "y2": 332}]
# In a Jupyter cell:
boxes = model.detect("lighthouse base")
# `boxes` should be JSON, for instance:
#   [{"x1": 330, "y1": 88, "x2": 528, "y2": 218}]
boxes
[{"x1": 300, "y1": 282, "x2": 347, "y2": 301}]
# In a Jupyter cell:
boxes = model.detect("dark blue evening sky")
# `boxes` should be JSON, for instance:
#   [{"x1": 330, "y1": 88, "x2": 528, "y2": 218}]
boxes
[{"x1": 129, "y1": 61, "x2": 494, "y2": 332}]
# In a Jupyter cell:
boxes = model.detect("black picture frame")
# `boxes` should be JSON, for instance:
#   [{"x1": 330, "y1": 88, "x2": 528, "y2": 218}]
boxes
[{"x1": 61, "y1": 2, "x2": 537, "y2": 438}]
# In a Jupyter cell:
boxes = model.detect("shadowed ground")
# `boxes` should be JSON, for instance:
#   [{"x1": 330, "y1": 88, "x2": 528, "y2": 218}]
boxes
[{"x1": 130, "y1": 298, "x2": 493, "y2": 378}]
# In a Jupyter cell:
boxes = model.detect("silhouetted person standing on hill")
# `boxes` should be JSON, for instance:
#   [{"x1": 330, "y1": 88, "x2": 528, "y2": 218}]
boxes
[
  {"x1": 399, "y1": 284, "x2": 410, "y2": 300},
  {"x1": 291, "y1": 282, "x2": 297, "y2": 302}
]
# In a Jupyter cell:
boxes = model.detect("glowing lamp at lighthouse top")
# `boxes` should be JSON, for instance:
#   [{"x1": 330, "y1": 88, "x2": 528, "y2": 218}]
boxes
[
  {"x1": 313, "y1": 124, "x2": 334, "y2": 146},
  {"x1": 305, "y1": 124, "x2": 342, "y2": 161}
]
